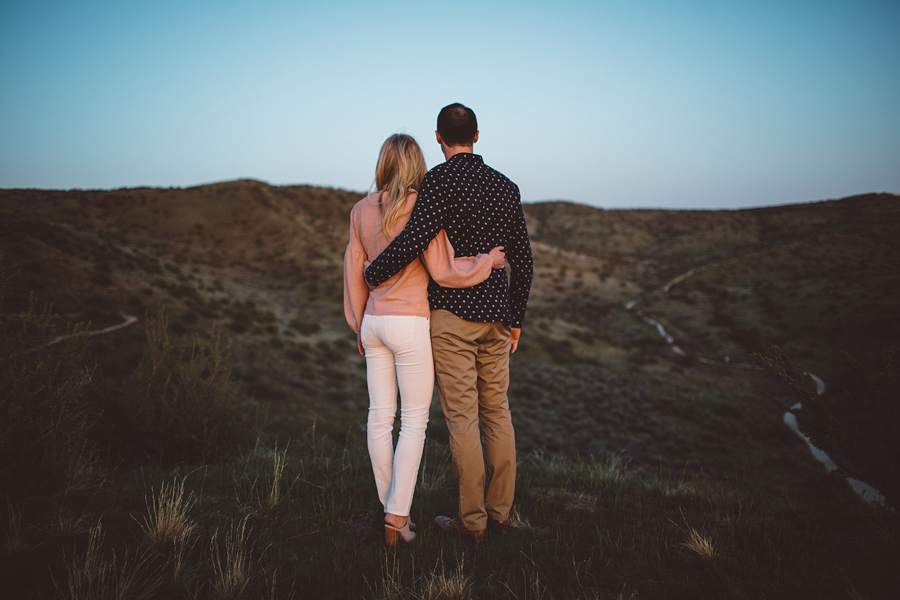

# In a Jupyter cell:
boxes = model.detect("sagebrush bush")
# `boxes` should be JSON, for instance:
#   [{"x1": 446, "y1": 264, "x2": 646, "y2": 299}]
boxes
[
  {"x1": 0, "y1": 259, "x2": 94, "y2": 486},
  {"x1": 132, "y1": 310, "x2": 254, "y2": 464}
]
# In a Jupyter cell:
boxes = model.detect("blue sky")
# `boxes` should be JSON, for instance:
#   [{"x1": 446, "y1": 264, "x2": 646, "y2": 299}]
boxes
[{"x1": 1, "y1": 1, "x2": 898, "y2": 209}]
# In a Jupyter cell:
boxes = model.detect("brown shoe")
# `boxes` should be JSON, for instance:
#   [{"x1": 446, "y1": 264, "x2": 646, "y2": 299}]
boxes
[
  {"x1": 434, "y1": 516, "x2": 487, "y2": 541},
  {"x1": 488, "y1": 517, "x2": 510, "y2": 532}
]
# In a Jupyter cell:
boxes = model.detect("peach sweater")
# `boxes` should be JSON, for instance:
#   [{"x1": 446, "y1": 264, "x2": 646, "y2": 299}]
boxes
[{"x1": 343, "y1": 192, "x2": 493, "y2": 333}]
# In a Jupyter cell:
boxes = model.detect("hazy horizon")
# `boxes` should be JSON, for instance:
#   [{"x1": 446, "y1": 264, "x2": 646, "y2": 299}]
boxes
[
  {"x1": 5, "y1": 176, "x2": 891, "y2": 213},
  {"x1": 2, "y1": 1, "x2": 898, "y2": 210}
]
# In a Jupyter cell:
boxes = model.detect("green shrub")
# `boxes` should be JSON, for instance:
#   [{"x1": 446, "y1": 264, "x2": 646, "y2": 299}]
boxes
[{"x1": 132, "y1": 310, "x2": 255, "y2": 464}]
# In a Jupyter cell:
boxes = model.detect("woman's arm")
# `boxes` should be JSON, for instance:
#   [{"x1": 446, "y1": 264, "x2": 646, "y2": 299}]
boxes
[
  {"x1": 421, "y1": 230, "x2": 504, "y2": 288},
  {"x1": 342, "y1": 214, "x2": 369, "y2": 335}
]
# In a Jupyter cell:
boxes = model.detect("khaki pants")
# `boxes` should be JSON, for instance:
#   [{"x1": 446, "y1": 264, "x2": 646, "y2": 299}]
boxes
[{"x1": 430, "y1": 309, "x2": 515, "y2": 531}]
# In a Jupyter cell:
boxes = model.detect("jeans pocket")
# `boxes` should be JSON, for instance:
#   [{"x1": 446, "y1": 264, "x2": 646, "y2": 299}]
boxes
[{"x1": 382, "y1": 316, "x2": 416, "y2": 350}]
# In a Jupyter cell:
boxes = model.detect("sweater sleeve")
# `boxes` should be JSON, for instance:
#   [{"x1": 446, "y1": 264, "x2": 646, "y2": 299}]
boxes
[
  {"x1": 421, "y1": 229, "x2": 493, "y2": 289},
  {"x1": 342, "y1": 213, "x2": 368, "y2": 333}
]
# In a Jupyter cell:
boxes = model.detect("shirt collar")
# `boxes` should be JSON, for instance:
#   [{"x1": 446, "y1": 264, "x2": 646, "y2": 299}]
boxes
[{"x1": 448, "y1": 152, "x2": 483, "y2": 165}]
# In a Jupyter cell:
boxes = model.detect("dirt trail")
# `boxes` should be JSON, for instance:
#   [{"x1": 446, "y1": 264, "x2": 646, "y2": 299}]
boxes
[
  {"x1": 2, "y1": 312, "x2": 138, "y2": 358},
  {"x1": 627, "y1": 266, "x2": 889, "y2": 506}
]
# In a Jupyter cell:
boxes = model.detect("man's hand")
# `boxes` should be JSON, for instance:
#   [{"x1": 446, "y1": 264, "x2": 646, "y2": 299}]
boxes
[
  {"x1": 363, "y1": 260, "x2": 376, "y2": 290},
  {"x1": 510, "y1": 327, "x2": 521, "y2": 353},
  {"x1": 488, "y1": 246, "x2": 505, "y2": 269}
]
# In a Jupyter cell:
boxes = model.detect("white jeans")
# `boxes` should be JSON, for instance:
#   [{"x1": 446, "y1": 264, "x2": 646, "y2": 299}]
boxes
[{"x1": 360, "y1": 314, "x2": 433, "y2": 517}]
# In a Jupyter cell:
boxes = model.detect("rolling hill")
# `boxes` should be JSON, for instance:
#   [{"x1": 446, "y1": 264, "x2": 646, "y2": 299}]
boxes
[{"x1": 1, "y1": 182, "x2": 898, "y2": 598}]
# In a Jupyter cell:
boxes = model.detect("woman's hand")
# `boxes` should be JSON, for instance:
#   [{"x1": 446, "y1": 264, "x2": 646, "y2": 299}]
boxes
[
  {"x1": 489, "y1": 246, "x2": 506, "y2": 269},
  {"x1": 357, "y1": 332, "x2": 365, "y2": 355}
]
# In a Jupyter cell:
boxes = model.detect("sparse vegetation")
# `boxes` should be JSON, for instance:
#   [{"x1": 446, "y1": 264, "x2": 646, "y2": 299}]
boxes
[
  {"x1": 0, "y1": 184, "x2": 898, "y2": 597},
  {"x1": 0, "y1": 259, "x2": 94, "y2": 487},
  {"x1": 128, "y1": 310, "x2": 255, "y2": 464}
]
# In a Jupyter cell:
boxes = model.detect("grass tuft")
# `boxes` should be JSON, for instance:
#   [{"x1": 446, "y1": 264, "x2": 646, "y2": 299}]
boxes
[
  {"x1": 680, "y1": 525, "x2": 718, "y2": 560},
  {"x1": 419, "y1": 559, "x2": 473, "y2": 600},
  {"x1": 65, "y1": 450, "x2": 107, "y2": 495},
  {"x1": 56, "y1": 511, "x2": 92, "y2": 538},
  {"x1": 375, "y1": 552, "x2": 474, "y2": 600},
  {"x1": 258, "y1": 444, "x2": 288, "y2": 509},
  {"x1": 62, "y1": 520, "x2": 162, "y2": 600},
  {"x1": 139, "y1": 477, "x2": 196, "y2": 550},
  {"x1": 210, "y1": 516, "x2": 257, "y2": 600},
  {"x1": 2, "y1": 503, "x2": 26, "y2": 556}
]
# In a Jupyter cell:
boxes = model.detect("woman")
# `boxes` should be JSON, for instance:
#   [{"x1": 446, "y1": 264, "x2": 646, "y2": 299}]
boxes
[{"x1": 343, "y1": 134, "x2": 504, "y2": 546}]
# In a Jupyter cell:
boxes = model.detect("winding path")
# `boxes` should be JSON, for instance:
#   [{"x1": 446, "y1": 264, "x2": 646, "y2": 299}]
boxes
[
  {"x1": 1, "y1": 312, "x2": 139, "y2": 359},
  {"x1": 625, "y1": 267, "x2": 889, "y2": 507}
]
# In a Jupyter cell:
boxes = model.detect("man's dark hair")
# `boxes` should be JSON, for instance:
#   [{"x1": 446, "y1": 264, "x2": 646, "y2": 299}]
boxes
[{"x1": 437, "y1": 103, "x2": 478, "y2": 147}]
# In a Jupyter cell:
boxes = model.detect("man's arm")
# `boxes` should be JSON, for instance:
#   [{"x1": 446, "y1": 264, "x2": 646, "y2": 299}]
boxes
[
  {"x1": 364, "y1": 174, "x2": 445, "y2": 287},
  {"x1": 505, "y1": 193, "x2": 534, "y2": 330}
]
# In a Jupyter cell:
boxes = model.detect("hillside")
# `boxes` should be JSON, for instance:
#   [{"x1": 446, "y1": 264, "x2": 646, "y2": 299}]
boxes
[
  {"x1": 2, "y1": 181, "x2": 898, "y2": 469},
  {"x1": 1, "y1": 182, "x2": 898, "y2": 598},
  {"x1": 523, "y1": 192, "x2": 900, "y2": 365}
]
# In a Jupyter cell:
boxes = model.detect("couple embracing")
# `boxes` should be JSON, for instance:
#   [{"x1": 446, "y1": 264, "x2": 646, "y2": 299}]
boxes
[{"x1": 343, "y1": 103, "x2": 534, "y2": 545}]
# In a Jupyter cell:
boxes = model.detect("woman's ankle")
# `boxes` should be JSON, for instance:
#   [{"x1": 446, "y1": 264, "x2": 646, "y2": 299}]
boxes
[{"x1": 385, "y1": 513, "x2": 408, "y2": 528}]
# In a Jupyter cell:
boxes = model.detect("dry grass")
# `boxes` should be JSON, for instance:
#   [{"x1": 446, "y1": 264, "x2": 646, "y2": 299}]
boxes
[
  {"x1": 266, "y1": 447, "x2": 287, "y2": 508},
  {"x1": 507, "y1": 508, "x2": 533, "y2": 531},
  {"x1": 210, "y1": 516, "x2": 257, "y2": 600},
  {"x1": 376, "y1": 552, "x2": 474, "y2": 600},
  {"x1": 2, "y1": 503, "x2": 26, "y2": 556},
  {"x1": 419, "y1": 561, "x2": 474, "y2": 600},
  {"x1": 56, "y1": 511, "x2": 92, "y2": 538},
  {"x1": 62, "y1": 520, "x2": 161, "y2": 600},
  {"x1": 235, "y1": 442, "x2": 295, "y2": 511},
  {"x1": 65, "y1": 450, "x2": 106, "y2": 495},
  {"x1": 139, "y1": 477, "x2": 196, "y2": 550},
  {"x1": 254, "y1": 445, "x2": 288, "y2": 509},
  {"x1": 417, "y1": 443, "x2": 453, "y2": 496},
  {"x1": 680, "y1": 526, "x2": 718, "y2": 560},
  {"x1": 498, "y1": 568, "x2": 549, "y2": 600}
]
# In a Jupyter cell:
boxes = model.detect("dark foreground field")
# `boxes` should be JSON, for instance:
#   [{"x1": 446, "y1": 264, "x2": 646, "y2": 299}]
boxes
[{"x1": 1, "y1": 182, "x2": 898, "y2": 598}]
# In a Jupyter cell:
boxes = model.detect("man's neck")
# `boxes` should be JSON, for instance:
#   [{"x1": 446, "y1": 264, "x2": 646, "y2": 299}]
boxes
[{"x1": 442, "y1": 144, "x2": 474, "y2": 161}]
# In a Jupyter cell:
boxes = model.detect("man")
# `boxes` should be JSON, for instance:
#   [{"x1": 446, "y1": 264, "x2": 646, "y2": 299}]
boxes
[{"x1": 365, "y1": 103, "x2": 533, "y2": 540}]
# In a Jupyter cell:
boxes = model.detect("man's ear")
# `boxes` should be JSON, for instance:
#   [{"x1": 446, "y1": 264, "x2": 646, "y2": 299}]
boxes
[
  {"x1": 472, "y1": 131, "x2": 479, "y2": 144},
  {"x1": 435, "y1": 131, "x2": 443, "y2": 145}
]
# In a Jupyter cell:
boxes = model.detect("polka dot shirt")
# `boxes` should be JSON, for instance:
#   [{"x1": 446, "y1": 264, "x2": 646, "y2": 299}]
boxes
[{"x1": 364, "y1": 153, "x2": 534, "y2": 328}]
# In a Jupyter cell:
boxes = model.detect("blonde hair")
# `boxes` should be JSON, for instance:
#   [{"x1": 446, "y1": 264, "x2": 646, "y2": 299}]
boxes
[{"x1": 374, "y1": 134, "x2": 427, "y2": 238}]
